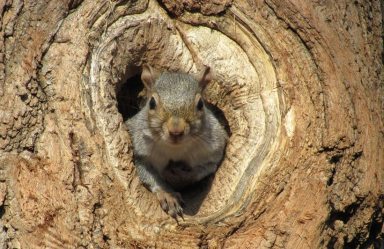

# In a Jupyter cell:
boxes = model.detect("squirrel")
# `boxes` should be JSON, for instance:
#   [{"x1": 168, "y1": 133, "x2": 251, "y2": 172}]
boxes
[{"x1": 126, "y1": 65, "x2": 228, "y2": 219}]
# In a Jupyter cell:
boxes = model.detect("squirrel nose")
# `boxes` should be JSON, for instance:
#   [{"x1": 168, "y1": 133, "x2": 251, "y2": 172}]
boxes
[{"x1": 167, "y1": 117, "x2": 186, "y2": 140}]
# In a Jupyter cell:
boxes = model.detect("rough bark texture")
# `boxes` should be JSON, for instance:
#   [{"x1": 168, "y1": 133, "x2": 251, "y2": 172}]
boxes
[{"x1": 0, "y1": 0, "x2": 383, "y2": 248}]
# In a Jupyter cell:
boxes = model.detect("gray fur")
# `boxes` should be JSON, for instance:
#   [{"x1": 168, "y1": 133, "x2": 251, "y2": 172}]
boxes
[{"x1": 155, "y1": 73, "x2": 199, "y2": 110}]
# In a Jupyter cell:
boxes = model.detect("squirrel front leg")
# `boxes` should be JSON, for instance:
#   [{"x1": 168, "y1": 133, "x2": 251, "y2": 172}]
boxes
[{"x1": 134, "y1": 158, "x2": 184, "y2": 219}]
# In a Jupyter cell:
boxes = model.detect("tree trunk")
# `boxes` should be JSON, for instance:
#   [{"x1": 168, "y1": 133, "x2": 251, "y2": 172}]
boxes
[{"x1": 0, "y1": 0, "x2": 383, "y2": 248}]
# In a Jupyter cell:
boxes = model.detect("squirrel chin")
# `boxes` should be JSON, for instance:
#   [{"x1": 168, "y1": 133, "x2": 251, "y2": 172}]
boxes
[
  {"x1": 167, "y1": 141, "x2": 183, "y2": 146},
  {"x1": 165, "y1": 138, "x2": 185, "y2": 146}
]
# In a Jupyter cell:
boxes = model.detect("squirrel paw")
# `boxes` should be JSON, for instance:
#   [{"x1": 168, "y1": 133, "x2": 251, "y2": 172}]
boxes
[{"x1": 156, "y1": 190, "x2": 184, "y2": 220}]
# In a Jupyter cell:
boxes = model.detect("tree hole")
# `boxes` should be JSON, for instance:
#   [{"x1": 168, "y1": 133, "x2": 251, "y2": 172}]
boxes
[
  {"x1": 206, "y1": 102, "x2": 231, "y2": 136},
  {"x1": 116, "y1": 72, "x2": 145, "y2": 122},
  {"x1": 116, "y1": 67, "x2": 230, "y2": 216}
]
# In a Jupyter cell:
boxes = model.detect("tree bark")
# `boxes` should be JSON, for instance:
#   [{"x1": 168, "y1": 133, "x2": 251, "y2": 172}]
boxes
[{"x1": 0, "y1": 0, "x2": 383, "y2": 248}]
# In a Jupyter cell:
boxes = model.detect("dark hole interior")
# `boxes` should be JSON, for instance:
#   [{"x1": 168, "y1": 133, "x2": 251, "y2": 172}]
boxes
[
  {"x1": 117, "y1": 73, "x2": 144, "y2": 122},
  {"x1": 116, "y1": 71, "x2": 231, "y2": 215},
  {"x1": 205, "y1": 102, "x2": 231, "y2": 136}
]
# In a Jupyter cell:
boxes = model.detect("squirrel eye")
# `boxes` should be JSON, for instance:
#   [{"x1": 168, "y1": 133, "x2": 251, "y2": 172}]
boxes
[
  {"x1": 149, "y1": 97, "x2": 156, "y2": 110},
  {"x1": 196, "y1": 98, "x2": 204, "y2": 111}
]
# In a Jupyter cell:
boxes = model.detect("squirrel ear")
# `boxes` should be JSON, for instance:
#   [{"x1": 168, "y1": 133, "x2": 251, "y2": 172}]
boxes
[
  {"x1": 199, "y1": 66, "x2": 213, "y2": 89},
  {"x1": 141, "y1": 64, "x2": 159, "y2": 90}
]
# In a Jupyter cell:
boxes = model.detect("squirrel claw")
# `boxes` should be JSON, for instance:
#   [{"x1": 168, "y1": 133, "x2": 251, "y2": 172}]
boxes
[
  {"x1": 177, "y1": 208, "x2": 184, "y2": 221},
  {"x1": 156, "y1": 190, "x2": 184, "y2": 220}
]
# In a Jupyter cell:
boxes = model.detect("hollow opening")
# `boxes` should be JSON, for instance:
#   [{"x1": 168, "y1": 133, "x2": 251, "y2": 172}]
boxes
[
  {"x1": 116, "y1": 68, "x2": 231, "y2": 216},
  {"x1": 205, "y1": 102, "x2": 231, "y2": 136},
  {"x1": 116, "y1": 73, "x2": 145, "y2": 122}
]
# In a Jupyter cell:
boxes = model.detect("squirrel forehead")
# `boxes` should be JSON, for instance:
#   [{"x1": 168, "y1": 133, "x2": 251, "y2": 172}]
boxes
[{"x1": 153, "y1": 73, "x2": 201, "y2": 107}]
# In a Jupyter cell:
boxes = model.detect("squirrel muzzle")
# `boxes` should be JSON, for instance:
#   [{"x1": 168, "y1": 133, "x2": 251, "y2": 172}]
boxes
[{"x1": 165, "y1": 117, "x2": 188, "y2": 143}]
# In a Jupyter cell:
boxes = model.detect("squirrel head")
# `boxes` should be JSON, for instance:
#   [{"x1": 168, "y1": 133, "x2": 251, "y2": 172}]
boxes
[{"x1": 140, "y1": 65, "x2": 212, "y2": 145}]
